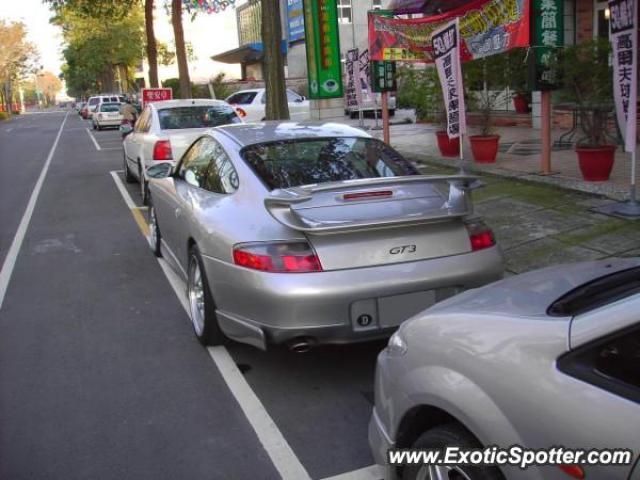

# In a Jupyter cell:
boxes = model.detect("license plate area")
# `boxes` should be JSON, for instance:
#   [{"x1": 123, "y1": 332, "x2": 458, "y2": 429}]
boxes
[{"x1": 351, "y1": 290, "x2": 447, "y2": 331}]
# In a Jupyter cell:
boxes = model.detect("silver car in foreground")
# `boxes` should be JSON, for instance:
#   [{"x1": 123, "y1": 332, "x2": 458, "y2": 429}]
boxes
[
  {"x1": 145, "y1": 122, "x2": 503, "y2": 350},
  {"x1": 370, "y1": 259, "x2": 640, "y2": 480}
]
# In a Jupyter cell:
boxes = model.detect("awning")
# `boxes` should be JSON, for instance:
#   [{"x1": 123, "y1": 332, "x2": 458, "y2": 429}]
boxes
[
  {"x1": 211, "y1": 41, "x2": 288, "y2": 65},
  {"x1": 387, "y1": 0, "x2": 474, "y2": 15}
]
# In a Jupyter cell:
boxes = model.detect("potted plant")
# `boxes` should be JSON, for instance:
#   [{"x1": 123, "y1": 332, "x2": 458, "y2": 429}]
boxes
[
  {"x1": 464, "y1": 56, "x2": 504, "y2": 163},
  {"x1": 557, "y1": 39, "x2": 616, "y2": 181},
  {"x1": 397, "y1": 66, "x2": 459, "y2": 157},
  {"x1": 508, "y1": 49, "x2": 531, "y2": 113}
]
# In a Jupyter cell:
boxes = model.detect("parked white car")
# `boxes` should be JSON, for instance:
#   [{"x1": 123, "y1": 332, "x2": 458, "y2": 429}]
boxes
[
  {"x1": 92, "y1": 102, "x2": 123, "y2": 130},
  {"x1": 86, "y1": 94, "x2": 125, "y2": 119},
  {"x1": 122, "y1": 99, "x2": 242, "y2": 205},
  {"x1": 225, "y1": 88, "x2": 310, "y2": 123}
]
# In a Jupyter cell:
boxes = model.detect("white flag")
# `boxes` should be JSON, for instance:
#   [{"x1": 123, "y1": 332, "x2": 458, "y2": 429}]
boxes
[
  {"x1": 431, "y1": 18, "x2": 466, "y2": 139},
  {"x1": 610, "y1": 0, "x2": 637, "y2": 153}
]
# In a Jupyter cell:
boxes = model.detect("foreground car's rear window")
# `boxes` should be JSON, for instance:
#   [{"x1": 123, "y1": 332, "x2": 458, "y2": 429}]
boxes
[
  {"x1": 100, "y1": 104, "x2": 120, "y2": 112},
  {"x1": 158, "y1": 105, "x2": 241, "y2": 130},
  {"x1": 240, "y1": 137, "x2": 418, "y2": 190}
]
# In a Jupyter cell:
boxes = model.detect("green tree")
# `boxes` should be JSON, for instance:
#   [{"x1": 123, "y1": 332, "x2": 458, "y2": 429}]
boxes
[
  {"x1": 0, "y1": 20, "x2": 38, "y2": 113},
  {"x1": 48, "y1": 2, "x2": 145, "y2": 97}
]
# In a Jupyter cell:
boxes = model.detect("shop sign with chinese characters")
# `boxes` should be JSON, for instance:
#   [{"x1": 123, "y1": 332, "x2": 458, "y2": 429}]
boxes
[{"x1": 530, "y1": 0, "x2": 563, "y2": 90}]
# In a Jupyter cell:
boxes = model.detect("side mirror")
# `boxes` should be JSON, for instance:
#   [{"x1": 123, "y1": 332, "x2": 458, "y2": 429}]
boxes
[
  {"x1": 119, "y1": 123, "x2": 133, "y2": 135},
  {"x1": 299, "y1": 96, "x2": 306, "y2": 101},
  {"x1": 146, "y1": 162, "x2": 173, "y2": 179}
]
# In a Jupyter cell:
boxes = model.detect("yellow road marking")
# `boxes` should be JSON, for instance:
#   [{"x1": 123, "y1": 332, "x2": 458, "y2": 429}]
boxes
[{"x1": 131, "y1": 207, "x2": 150, "y2": 237}]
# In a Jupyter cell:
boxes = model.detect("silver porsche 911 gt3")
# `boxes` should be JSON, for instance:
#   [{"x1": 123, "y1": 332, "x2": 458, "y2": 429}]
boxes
[{"x1": 145, "y1": 122, "x2": 504, "y2": 351}]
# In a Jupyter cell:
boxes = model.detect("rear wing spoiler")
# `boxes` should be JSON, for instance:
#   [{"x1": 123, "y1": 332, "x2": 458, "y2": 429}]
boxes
[{"x1": 264, "y1": 175, "x2": 478, "y2": 235}]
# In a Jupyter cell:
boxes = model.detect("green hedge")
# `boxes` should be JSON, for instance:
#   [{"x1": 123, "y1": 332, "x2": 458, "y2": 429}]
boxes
[{"x1": 0, "y1": 112, "x2": 10, "y2": 121}]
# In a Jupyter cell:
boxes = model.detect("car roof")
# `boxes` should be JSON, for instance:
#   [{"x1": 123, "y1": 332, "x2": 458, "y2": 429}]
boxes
[
  {"x1": 426, "y1": 258, "x2": 640, "y2": 319},
  {"x1": 149, "y1": 99, "x2": 231, "y2": 109},
  {"x1": 212, "y1": 121, "x2": 371, "y2": 147},
  {"x1": 230, "y1": 88, "x2": 264, "y2": 94}
]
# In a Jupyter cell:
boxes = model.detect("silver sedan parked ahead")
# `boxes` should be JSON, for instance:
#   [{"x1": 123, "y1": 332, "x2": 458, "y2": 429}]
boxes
[
  {"x1": 145, "y1": 122, "x2": 504, "y2": 350},
  {"x1": 370, "y1": 259, "x2": 640, "y2": 480}
]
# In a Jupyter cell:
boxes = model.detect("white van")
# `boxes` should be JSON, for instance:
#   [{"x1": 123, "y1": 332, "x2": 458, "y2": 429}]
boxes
[{"x1": 86, "y1": 94, "x2": 125, "y2": 119}]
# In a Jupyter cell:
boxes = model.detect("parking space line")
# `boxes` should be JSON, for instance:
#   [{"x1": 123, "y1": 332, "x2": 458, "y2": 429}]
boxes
[
  {"x1": 208, "y1": 347, "x2": 311, "y2": 480},
  {"x1": 0, "y1": 112, "x2": 69, "y2": 310},
  {"x1": 109, "y1": 169, "x2": 311, "y2": 479},
  {"x1": 320, "y1": 464, "x2": 384, "y2": 480},
  {"x1": 85, "y1": 127, "x2": 101, "y2": 150}
]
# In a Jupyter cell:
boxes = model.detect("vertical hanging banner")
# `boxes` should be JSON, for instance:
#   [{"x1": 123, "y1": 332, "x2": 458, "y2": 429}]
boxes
[
  {"x1": 529, "y1": 0, "x2": 563, "y2": 90},
  {"x1": 610, "y1": 0, "x2": 638, "y2": 152},
  {"x1": 345, "y1": 48, "x2": 362, "y2": 110},
  {"x1": 303, "y1": 0, "x2": 344, "y2": 99},
  {"x1": 358, "y1": 49, "x2": 373, "y2": 103},
  {"x1": 431, "y1": 19, "x2": 466, "y2": 139}
]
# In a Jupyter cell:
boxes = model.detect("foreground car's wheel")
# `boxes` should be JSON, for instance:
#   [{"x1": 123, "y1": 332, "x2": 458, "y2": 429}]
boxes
[
  {"x1": 123, "y1": 154, "x2": 135, "y2": 183},
  {"x1": 148, "y1": 199, "x2": 161, "y2": 257},
  {"x1": 404, "y1": 424, "x2": 504, "y2": 480},
  {"x1": 187, "y1": 245, "x2": 225, "y2": 346}
]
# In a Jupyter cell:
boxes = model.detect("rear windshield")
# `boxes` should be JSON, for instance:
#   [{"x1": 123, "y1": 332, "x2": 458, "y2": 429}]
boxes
[
  {"x1": 240, "y1": 137, "x2": 418, "y2": 190},
  {"x1": 88, "y1": 98, "x2": 99, "y2": 105},
  {"x1": 158, "y1": 105, "x2": 241, "y2": 130},
  {"x1": 100, "y1": 103, "x2": 121, "y2": 112}
]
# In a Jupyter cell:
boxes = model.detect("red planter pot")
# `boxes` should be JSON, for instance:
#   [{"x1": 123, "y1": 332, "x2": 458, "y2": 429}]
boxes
[
  {"x1": 435, "y1": 131, "x2": 460, "y2": 157},
  {"x1": 470, "y1": 135, "x2": 500, "y2": 163},
  {"x1": 575, "y1": 145, "x2": 616, "y2": 181},
  {"x1": 512, "y1": 95, "x2": 530, "y2": 114}
]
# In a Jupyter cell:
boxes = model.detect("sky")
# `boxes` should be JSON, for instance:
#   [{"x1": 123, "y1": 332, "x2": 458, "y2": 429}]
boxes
[
  {"x1": 0, "y1": 0, "x2": 241, "y2": 86},
  {"x1": 0, "y1": 0, "x2": 64, "y2": 75}
]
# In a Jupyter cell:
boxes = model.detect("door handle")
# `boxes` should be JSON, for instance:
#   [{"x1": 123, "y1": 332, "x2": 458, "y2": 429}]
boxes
[{"x1": 175, "y1": 208, "x2": 181, "y2": 218}]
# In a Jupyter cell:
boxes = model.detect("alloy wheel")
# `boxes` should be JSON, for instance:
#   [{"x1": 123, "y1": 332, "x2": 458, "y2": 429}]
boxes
[
  {"x1": 148, "y1": 206, "x2": 158, "y2": 248},
  {"x1": 415, "y1": 465, "x2": 473, "y2": 480},
  {"x1": 188, "y1": 256, "x2": 205, "y2": 336}
]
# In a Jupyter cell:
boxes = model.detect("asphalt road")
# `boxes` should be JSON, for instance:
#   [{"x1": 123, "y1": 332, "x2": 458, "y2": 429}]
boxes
[{"x1": 0, "y1": 111, "x2": 385, "y2": 479}]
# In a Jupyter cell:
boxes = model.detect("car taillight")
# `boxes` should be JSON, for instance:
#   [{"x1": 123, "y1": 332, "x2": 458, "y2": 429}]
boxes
[
  {"x1": 234, "y1": 106, "x2": 247, "y2": 118},
  {"x1": 558, "y1": 465, "x2": 585, "y2": 479},
  {"x1": 465, "y1": 219, "x2": 496, "y2": 251},
  {"x1": 233, "y1": 242, "x2": 322, "y2": 273},
  {"x1": 153, "y1": 140, "x2": 173, "y2": 161}
]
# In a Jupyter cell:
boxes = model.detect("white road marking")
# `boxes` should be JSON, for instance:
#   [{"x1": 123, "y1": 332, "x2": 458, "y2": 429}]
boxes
[
  {"x1": 0, "y1": 111, "x2": 69, "y2": 310},
  {"x1": 208, "y1": 346, "x2": 311, "y2": 480},
  {"x1": 6, "y1": 127, "x2": 13, "y2": 132},
  {"x1": 109, "y1": 169, "x2": 311, "y2": 480},
  {"x1": 320, "y1": 464, "x2": 384, "y2": 480},
  {"x1": 85, "y1": 127, "x2": 101, "y2": 150},
  {"x1": 109, "y1": 170, "x2": 136, "y2": 209}
]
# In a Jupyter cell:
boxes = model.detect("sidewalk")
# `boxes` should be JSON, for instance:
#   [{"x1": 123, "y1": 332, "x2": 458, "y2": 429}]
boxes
[
  {"x1": 341, "y1": 111, "x2": 639, "y2": 274},
  {"x1": 351, "y1": 111, "x2": 638, "y2": 201}
]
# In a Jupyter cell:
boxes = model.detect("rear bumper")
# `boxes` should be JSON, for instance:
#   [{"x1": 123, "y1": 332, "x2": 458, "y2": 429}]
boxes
[
  {"x1": 203, "y1": 246, "x2": 503, "y2": 349},
  {"x1": 96, "y1": 119, "x2": 122, "y2": 127}
]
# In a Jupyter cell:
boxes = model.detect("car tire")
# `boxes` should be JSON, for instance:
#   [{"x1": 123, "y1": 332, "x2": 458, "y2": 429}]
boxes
[
  {"x1": 147, "y1": 197, "x2": 162, "y2": 257},
  {"x1": 92, "y1": 123, "x2": 97, "y2": 130},
  {"x1": 403, "y1": 424, "x2": 504, "y2": 480},
  {"x1": 123, "y1": 154, "x2": 135, "y2": 184},
  {"x1": 187, "y1": 245, "x2": 225, "y2": 346},
  {"x1": 349, "y1": 111, "x2": 358, "y2": 119},
  {"x1": 139, "y1": 164, "x2": 149, "y2": 206},
  {"x1": 389, "y1": 109, "x2": 396, "y2": 117}
]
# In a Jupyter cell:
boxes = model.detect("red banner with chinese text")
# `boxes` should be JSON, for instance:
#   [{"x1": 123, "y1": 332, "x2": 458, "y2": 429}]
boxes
[{"x1": 369, "y1": 0, "x2": 529, "y2": 63}]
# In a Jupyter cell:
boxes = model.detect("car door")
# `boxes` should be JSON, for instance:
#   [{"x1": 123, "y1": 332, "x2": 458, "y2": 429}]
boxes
[
  {"x1": 160, "y1": 137, "x2": 215, "y2": 270},
  {"x1": 553, "y1": 296, "x2": 640, "y2": 480},
  {"x1": 124, "y1": 107, "x2": 151, "y2": 179}
]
